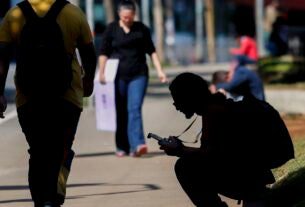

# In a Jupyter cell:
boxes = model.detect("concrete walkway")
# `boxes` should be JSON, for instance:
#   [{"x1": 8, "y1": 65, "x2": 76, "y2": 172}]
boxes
[
  {"x1": 1, "y1": 63, "x2": 304, "y2": 206},
  {"x1": 0, "y1": 64, "x2": 241, "y2": 207},
  {"x1": 0, "y1": 100, "x2": 240, "y2": 207}
]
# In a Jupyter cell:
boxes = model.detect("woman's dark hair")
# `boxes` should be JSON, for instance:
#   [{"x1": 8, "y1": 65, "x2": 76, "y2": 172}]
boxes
[{"x1": 118, "y1": 0, "x2": 136, "y2": 12}]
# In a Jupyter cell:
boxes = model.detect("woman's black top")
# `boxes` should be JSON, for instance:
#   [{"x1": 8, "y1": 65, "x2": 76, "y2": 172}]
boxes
[{"x1": 100, "y1": 21, "x2": 156, "y2": 80}]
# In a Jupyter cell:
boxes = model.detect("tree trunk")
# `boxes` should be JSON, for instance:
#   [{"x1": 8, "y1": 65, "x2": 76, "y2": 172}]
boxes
[
  {"x1": 153, "y1": 0, "x2": 164, "y2": 63},
  {"x1": 204, "y1": 0, "x2": 216, "y2": 63},
  {"x1": 195, "y1": 0, "x2": 204, "y2": 62},
  {"x1": 164, "y1": 0, "x2": 177, "y2": 64}
]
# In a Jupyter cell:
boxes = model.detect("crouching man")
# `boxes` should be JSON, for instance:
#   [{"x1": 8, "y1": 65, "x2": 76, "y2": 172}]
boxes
[{"x1": 158, "y1": 72, "x2": 293, "y2": 207}]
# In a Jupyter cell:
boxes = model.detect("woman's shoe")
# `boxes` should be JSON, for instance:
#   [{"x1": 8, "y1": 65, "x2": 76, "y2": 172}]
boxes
[
  {"x1": 135, "y1": 144, "x2": 148, "y2": 157},
  {"x1": 129, "y1": 152, "x2": 137, "y2": 157},
  {"x1": 115, "y1": 151, "x2": 126, "y2": 157}
]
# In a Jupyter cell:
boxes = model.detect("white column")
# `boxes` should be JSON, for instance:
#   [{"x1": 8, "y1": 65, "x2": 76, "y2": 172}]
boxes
[
  {"x1": 86, "y1": 0, "x2": 94, "y2": 31},
  {"x1": 255, "y1": 0, "x2": 266, "y2": 56},
  {"x1": 141, "y1": 0, "x2": 150, "y2": 28}
]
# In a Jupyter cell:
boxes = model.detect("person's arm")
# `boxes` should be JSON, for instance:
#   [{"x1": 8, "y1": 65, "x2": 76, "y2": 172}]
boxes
[
  {"x1": 78, "y1": 42, "x2": 97, "y2": 97},
  {"x1": 75, "y1": 8, "x2": 99, "y2": 97},
  {"x1": 150, "y1": 52, "x2": 168, "y2": 83},
  {"x1": 98, "y1": 23, "x2": 114, "y2": 84},
  {"x1": 142, "y1": 24, "x2": 168, "y2": 83},
  {"x1": 229, "y1": 37, "x2": 248, "y2": 55},
  {"x1": 0, "y1": 43, "x2": 11, "y2": 118},
  {"x1": 98, "y1": 55, "x2": 108, "y2": 84},
  {"x1": 209, "y1": 84, "x2": 217, "y2": 94},
  {"x1": 216, "y1": 69, "x2": 248, "y2": 92}
]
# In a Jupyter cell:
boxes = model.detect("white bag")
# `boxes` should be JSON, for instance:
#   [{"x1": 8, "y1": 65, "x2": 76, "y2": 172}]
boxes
[{"x1": 94, "y1": 59, "x2": 119, "y2": 131}]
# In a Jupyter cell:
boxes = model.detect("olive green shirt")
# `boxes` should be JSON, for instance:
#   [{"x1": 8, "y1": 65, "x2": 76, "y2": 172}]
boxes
[{"x1": 0, "y1": 0, "x2": 93, "y2": 108}]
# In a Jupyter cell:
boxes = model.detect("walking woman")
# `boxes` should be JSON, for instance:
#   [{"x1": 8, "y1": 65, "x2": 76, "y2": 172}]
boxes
[{"x1": 98, "y1": 0, "x2": 167, "y2": 157}]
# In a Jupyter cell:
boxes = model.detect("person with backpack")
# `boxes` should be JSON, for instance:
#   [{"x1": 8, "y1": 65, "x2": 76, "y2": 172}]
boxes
[
  {"x1": 0, "y1": 0, "x2": 96, "y2": 206},
  {"x1": 157, "y1": 72, "x2": 294, "y2": 207}
]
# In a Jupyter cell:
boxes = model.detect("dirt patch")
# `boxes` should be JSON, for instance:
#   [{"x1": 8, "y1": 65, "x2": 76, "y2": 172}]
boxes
[{"x1": 282, "y1": 114, "x2": 305, "y2": 139}]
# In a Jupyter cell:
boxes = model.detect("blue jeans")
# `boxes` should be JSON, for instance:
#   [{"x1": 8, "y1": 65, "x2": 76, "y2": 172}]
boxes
[{"x1": 115, "y1": 75, "x2": 148, "y2": 153}]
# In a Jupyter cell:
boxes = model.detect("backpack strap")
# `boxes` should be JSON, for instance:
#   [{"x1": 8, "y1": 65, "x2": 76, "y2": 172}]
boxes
[
  {"x1": 45, "y1": 0, "x2": 69, "y2": 20},
  {"x1": 17, "y1": 0, "x2": 38, "y2": 21}
]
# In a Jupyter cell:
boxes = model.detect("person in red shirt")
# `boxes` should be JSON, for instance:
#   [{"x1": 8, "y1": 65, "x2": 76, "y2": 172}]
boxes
[
  {"x1": 230, "y1": 35, "x2": 258, "y2": 66},
  {"x1": 227, "y1": 35, "x2": 258, "y2": 82}
]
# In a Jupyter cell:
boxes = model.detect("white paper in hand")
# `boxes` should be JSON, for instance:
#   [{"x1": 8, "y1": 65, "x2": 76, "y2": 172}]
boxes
[
  {"x1": 94, "y1": 59, "x2": 119, "y2": 82},
  {"x1": 104, "y1": 59, "x2": 119, "y2": 82}
]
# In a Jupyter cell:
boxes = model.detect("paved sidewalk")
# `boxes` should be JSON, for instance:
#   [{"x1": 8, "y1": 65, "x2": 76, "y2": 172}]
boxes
[
  {"x1": 0, "y1": 64, "x2": 240, "y2": 207},
  {"x1": 1, "y1": 63, "x2": 304, "y2": 206}
]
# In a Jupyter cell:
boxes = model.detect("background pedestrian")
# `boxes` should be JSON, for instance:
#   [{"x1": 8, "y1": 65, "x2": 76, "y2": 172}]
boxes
[{"x1": 98, "y1": 0, "x2": 168, "y2": 157}]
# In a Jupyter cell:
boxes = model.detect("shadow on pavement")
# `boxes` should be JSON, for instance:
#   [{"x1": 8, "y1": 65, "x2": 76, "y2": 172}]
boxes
[
  {"x1": 0, "y1": 183, "x2": 104, "y2": 191},
  {"x1": 0, "y1": 198, "x2": 32, "y2": 204},
  {"x1": 0, "y1": 183, "x2": 161, "y2": 204},
  {"x1": 75, "y1": 151, "x2": 166, "y2": 158},
  {"x1": 65, "y1": 183, "x2": 161, "y2": 200}
]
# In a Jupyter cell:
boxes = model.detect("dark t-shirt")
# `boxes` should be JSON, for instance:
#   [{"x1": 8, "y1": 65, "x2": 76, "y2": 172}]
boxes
[{"x1": 100, "y1": 21, "x2": 156, "y2": 80}]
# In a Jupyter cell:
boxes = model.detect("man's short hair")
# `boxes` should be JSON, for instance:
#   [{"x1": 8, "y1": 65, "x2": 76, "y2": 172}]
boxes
[
  {"x1": 169, "y1": 72, "x2": 211, "y2": 100},
  {"x1": 211, "y1": 70, "x2": 228, "y2": 85}
]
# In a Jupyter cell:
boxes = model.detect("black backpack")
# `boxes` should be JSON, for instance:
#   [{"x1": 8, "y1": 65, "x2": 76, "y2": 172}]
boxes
[
  {"x1": 241, "y1": 95, "x2": 295, "y2": 169},
  {"x1": 16, "y1": 0, "x2": 72, "y2": 98}
]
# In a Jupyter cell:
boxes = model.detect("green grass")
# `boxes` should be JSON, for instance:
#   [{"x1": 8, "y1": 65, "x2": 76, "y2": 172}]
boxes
[
  {"x1": 267, "y1": 167, "x2": 305, "y2": 207},
  {"x1": 272, "y1": 136, "x2": 305, "y2": 180},
  {"x1": 267, "y1": 135, "x2": 305, "y2": 207},
  {"x1": 260, "y1": 62, "x2": 296, "y2": 73}
]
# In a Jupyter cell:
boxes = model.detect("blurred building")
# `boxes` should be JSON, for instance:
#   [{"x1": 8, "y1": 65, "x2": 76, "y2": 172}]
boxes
[
  {"x1": 3, "y1": 0, "x2": 305, "y2": 63},
  {"x1": 84, "y1": 0, "x2": 258, "y2": 63}
]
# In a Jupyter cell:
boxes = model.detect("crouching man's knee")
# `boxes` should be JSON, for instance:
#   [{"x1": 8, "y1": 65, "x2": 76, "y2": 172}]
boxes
[{"x1": 174, "y1": 158, "x2": 187, "y2": 180}]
